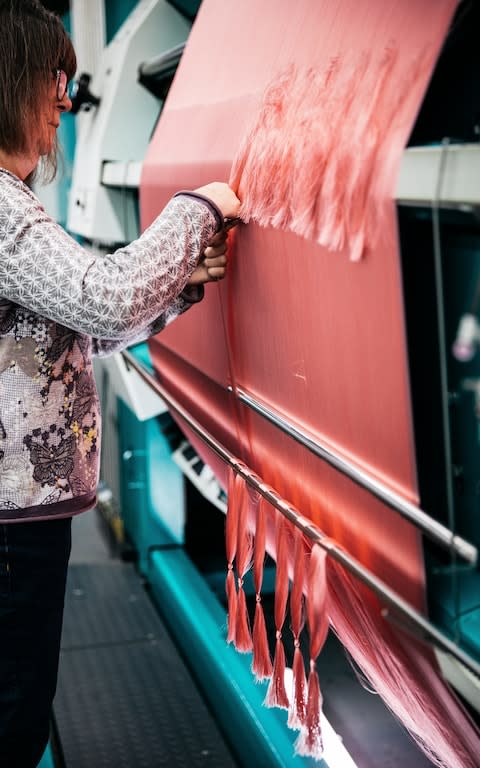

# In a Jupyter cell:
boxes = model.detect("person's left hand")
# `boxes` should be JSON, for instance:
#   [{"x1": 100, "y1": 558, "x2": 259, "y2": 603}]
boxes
[{"x1": 187, "y1": 229, "x2": 229, "y2": 286}]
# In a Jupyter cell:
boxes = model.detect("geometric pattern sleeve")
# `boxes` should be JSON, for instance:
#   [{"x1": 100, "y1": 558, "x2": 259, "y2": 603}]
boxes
[
  {"x1": 90, "y1": 285, "x2": 205, "y2": 357},
  {"x1": 0, "y1": 170, "x2": 219, "y2": 340}
]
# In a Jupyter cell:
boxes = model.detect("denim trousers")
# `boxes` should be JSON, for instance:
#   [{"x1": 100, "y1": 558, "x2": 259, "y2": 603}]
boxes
[{"x1": 0, "y1": 517, "x2": 72, "y2": 768}]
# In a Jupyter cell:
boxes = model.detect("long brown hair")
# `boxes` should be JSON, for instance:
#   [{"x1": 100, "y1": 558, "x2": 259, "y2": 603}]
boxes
[{"x1": 0, "y1": 0, "x2": 76, "y2": 180}]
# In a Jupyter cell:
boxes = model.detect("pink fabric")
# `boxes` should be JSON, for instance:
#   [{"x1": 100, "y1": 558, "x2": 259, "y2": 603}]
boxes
[
  {"x1": 141, "y1": 0, "x2": 460, "y2": 608},
  {"x1": 141, "y1": 1, "x2": 480, "y2": 764},
  {"x1": 230, "y1": 52, "x2": 433, "y2": 261}
]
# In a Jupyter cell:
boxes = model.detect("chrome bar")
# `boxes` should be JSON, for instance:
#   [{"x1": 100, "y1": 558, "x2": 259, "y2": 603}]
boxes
[
  {"x1": 231, "y1": 386, "x2": 477, "y2": 565},
  {"x1": 122, "y1": 351, "x2": 480, "y2": 677}
]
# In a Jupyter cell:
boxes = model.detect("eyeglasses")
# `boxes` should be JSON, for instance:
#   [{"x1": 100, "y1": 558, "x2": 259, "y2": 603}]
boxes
[{"x1": 53, "y1": 68, "x2": 68, "y2": 101}]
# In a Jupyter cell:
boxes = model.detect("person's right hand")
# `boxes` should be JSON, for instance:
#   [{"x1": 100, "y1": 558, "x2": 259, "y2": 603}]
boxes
[{"x1": 194, "y1": 182, "x2": 241, "y2": 220}]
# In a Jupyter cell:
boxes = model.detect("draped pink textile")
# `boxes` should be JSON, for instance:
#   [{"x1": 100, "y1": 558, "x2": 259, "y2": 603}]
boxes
[
  {"x1": 141, "y1": 1, "x2": 480, "y2": 764},
  {"x1": 142, "y1": 0, "x2": 458, "y2": 608}
]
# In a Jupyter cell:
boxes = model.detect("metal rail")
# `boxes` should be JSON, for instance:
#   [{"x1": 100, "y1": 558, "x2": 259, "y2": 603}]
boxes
[
  {"x1": 230, "y1": 386, "x2": 477, "y2": 565},
  {"x1": 122, "y1": 351, "x2": 480, "y2": 678}
]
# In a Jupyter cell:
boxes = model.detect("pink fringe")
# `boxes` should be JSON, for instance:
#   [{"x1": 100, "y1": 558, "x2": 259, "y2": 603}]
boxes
[
  {"x1": 288, "y1": 644, "x2": 307, "y2": 730},
  {"x1": 235, "y1": 476, "x2": 253, "y2": 652},
  {"x1": 264, "y1": 516, "x2": 290, "y2": 709},
  {"x1": 225, "y1": 480, "x2": 480, "y2": 766},
  {"x1": 252, "y1": 496, "x2": 273, "y2": 679},
  {"x1": 295, "y1": 662, "x2": 323, "y2": 760},
  {"x1": 288, "y1": 527, "x2": 307, "y2": 729},
  {"x1": 307, "y1": 546, "x2": 329, "y2": 660},
  {"x1": 326, "y1": 556, "x2": 480, "y2": 768},
  {"x1": 294, "y1": 545, "x2": 329, "y2": 757},
  {"x1": 252, "y1": 597, "x2": 273, "y2": 680},
  {"x1": 230, "y1": 47, "x2": 433, "y2": 260},
  {"x1": 226, "y1": 568, "x2": 237, "y2": 645},
  {"x1": 235, "y1": 587, "x2": 253, "y2": 653},
  {"x1": 225, "y1": 468, "x2": 239, "y2": 644},
  {"x1": 290, "y1": 527, "x2": 306, "y2": 640},
  {"x1": 264, "y1": 632, "x2": 290, "y2": 710},
  {"x1": 253, "y1": 495, "x2": 267, "y2": 595}
]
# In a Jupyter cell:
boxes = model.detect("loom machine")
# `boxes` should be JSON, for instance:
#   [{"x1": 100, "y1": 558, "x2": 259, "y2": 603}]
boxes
[{"x1": 58, "y1": 0, "x2": 480, "y2": 765}]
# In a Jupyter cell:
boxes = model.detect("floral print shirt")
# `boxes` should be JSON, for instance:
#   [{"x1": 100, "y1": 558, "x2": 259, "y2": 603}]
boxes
[{"x1": 0, "y1": 169, "x2": 221, "y2": 522}]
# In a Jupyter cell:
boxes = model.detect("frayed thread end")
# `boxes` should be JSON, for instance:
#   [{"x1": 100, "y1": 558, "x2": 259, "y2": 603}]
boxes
[
  {"x1": 264, "y1": 634, "x2": 290, "y2": 709},
  {"x1": 294, "y1": 663, "x2": 323, "y2": 759},
  {"x1": 288, "y1": 644, "x2": 307, "y2": 730},
  {"x1": 252, "y1": 597, "x2": 273, "y2": 680},
  {"x1": 235, "y1": 582, "x2": 253, "y2": 652},
  {"x1": 226, "y1": 565, "x2": 237, "y2": 645}
]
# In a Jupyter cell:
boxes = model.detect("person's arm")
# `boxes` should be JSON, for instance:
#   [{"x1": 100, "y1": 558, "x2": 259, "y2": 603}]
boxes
[
  {"x1": 91, "y1": 225, "x2": 230, "y2": 356},
  {"x1": 91, "y1": 285, "x2": 204, "y2": 357},
  {"x1": 0, "y1": 173, "x2": 237, "y2": 340}
]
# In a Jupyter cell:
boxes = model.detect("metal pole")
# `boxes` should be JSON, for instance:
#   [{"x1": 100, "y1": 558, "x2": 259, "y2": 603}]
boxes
[
  {"x1": 230, "y1": 386, "x2": 477, "y2": 565},
  {"x1": 122, "y1": 351, "x2": 480, "y2": 678}
]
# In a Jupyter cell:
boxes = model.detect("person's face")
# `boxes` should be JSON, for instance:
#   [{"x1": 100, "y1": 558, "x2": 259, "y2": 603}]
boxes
[{"x1": 35, "y1": 69, "x2": 72, "y2": 157}]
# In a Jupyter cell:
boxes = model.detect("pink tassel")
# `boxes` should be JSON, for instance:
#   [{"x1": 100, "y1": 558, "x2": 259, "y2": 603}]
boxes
[
  {"x1": 225, "y1": 467, "x2": 239, "y2": 644},
  {"x1": 307, "y1": 546, "x2": 329, "y2": 661},
  {"x1": 264, "y1": 516, "x2": 290, "y2": 709},
  {"x1": 294, "y1": 545, "x2": 329, "y2": 756},
  {"x1": 252, "y1": 597, "x2": 272, "y2": 680},
  {"x1": 235, "y1": 586, "x2": 253, "y2": 652},
  {"x1": 264, "y1": 631, "x2": 290, "y2": 710},
  {"x1": 251, "y1": 496, "x2": 272, "y2": 679},
  {"x1": 253, "y1": 495, "x2": 267, "y2": 596},
  {"x1": 295, "y1": 662, "x2": 323, "y2": 759},
  {"x1": 288, "y1": 527, "x2": 307, "y2": 728},
  {"x1": 288, "y1": 644, "x2": 307, "y2": 730},
  {"x1": 234, "y1": 477, "x2": 253, "y2": 652},
  {"x1": 226, "y1": 566, "x2": 237, "y2": 645}
]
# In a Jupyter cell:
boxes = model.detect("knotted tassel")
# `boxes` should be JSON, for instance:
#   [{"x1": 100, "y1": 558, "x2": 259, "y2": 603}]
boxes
[
  {"x1": 264, "y1": 515, "x2": 290, "y2": 709},
  {"x1": 295, "y1": 544, "x2": 329, "y2": 759},
  {"x1": 225, "y1": 467, "x2": 239, "y2": 644},
  {"x1": 235, "y1": 478, "x2": 253, "y2": 652},
  {"x1": 297, "y1": 660, "x2": 323, "y2": 757},
  {"x1": 288, "y1": 527, "x2": 307, "y2": 729},
  {"x1": 290, "y1": 642, "x2": 308, "y2": 730},
  {"x1": 251, "y1": 494, "x2": 272, "y2": 680}
]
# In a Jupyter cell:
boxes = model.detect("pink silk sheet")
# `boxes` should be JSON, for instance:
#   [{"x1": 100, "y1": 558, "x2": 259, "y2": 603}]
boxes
[
  {"x1": 142, "y1": 0, "x2": 459, "y2": 608},
  {"x1": 140, "y1": 1, "x2": 480, "y2": 764}
]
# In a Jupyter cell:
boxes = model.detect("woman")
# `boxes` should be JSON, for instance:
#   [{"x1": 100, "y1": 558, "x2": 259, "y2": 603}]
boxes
[{"x1": 0, "y1": 2, "x2": 241, "y2": 765}]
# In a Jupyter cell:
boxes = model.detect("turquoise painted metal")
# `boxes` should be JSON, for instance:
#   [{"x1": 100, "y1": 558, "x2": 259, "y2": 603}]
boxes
[
  {"x1": 36, "y1": 744, "x2": 54, "y2": 768},
  {"x1": 56, "y1": 11, "x2": 76, "y2": 229},
  {"x1": 148, "y1": 547, "x2": 324, "y2": 768},
  {"x1": 117, "y1": 396, "x2": 185, "y2": 574},
  {"x1": 105, "y1": 0, "x2": 140, "y2": 42}
]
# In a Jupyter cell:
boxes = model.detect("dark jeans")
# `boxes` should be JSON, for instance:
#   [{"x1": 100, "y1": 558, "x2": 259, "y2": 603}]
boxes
[{"x1": 0, "y1": 517, "x2": 72, "y2": 768}]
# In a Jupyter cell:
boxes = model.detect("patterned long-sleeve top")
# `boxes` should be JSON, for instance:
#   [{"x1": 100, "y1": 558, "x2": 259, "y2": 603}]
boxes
[{"x1": 0, "y1": 168, "x2": 222, "y2": 522}]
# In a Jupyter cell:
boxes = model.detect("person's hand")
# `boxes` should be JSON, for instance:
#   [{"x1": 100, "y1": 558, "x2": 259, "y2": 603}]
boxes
[
  {"x1": 194, "y1": 182, "x2": 241, "y2": 219},
  {"x1": 187, "y1": 229, "x2": 229, "y2": 286}
]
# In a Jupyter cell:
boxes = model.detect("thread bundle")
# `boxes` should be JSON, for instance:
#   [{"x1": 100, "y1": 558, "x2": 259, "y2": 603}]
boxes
[
  {"x1": 230, "y1": 47, "x2": 432, "y2": 261},
  {"x1": 225, "y1": 470, "x2": 480, "y2": 765}
]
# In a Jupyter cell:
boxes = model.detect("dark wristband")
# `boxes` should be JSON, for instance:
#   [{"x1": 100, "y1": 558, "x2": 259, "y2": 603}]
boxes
[{"x1": 180, "y1": 285, "x2": 205, "y2": 304}]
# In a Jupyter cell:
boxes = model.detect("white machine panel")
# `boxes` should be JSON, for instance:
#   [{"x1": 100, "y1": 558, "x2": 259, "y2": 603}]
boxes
[{"x1": 68, "y1": 0, "x2": 191, "y2": 244}]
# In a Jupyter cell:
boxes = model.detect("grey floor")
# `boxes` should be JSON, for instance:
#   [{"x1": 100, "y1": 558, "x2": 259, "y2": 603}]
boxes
[
  {"x1": 55, "y1": 511, "x2": 239, "y2": 768},
  {"x1": 70, "y1": 509, "x2": 115, "y2": 564}
]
